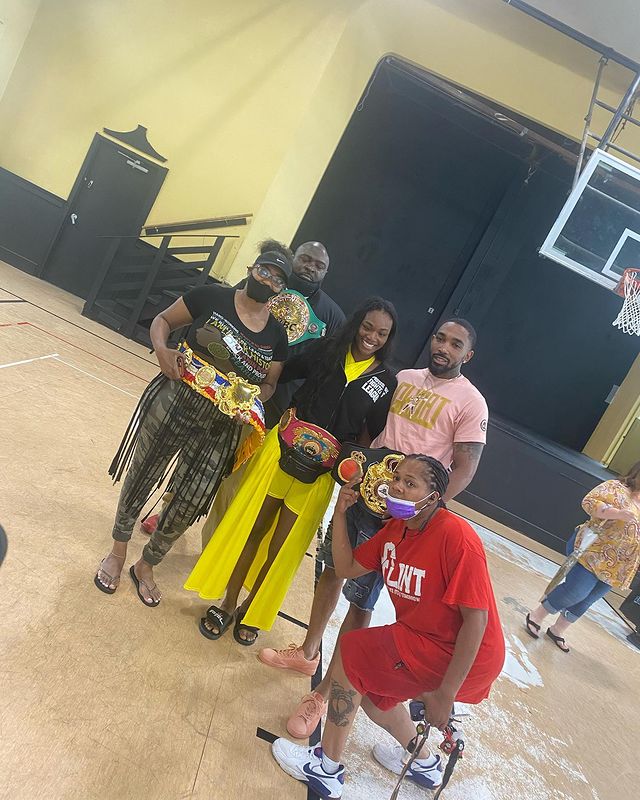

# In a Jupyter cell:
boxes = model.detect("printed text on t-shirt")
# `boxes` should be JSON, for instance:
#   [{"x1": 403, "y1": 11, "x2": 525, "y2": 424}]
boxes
[
  {"x1": 391, "y1": 382, "x2": 451, "y2": 430},
  {"x1": 382, "y1": 541, "x2": 426, "y2": 602}
]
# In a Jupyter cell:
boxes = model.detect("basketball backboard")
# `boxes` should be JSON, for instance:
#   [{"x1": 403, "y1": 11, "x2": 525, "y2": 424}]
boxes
[{"x1": 540, "y1": 150, "x2": 640, "y2": 290}]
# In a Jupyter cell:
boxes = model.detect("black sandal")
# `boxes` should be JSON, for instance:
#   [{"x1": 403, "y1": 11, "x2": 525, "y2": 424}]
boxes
[
  {"x1": 233, "y1": 610, "x2": 259, "y2": 646},
  {"x1": 199, "y1": 605, "x2": 234, "y2": 640},
  {"x1": 546, "y1": 628, "x2": 570, "y2": 652},
  {"x1": 129, "y1": 565, "x2": 161, "y2": 607},
  {"x1": 524, "y1": 613, "x2": 541, "y2": 639}
]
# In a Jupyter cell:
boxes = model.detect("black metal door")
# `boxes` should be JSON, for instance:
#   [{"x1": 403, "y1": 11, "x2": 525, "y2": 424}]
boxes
[{"x1": 41, "y1": 134, "x2": 167, "y2": 298}]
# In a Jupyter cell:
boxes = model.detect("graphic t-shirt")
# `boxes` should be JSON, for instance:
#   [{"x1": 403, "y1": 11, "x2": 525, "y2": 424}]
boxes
[
  {"x1": 371, "y1": 369, "x2": 488, "y2": 468},
  {"x1": 183, "y1": 284, "x2": 288, "y2": 385},
  {"x1": 354, "y1": 510, "x2": 505, "y2": 703}
]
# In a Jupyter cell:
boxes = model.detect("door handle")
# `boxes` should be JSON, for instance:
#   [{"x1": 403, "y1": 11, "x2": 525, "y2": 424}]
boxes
[{"x1": 70, "y1": 213, "x2": 78, "y2": 225}]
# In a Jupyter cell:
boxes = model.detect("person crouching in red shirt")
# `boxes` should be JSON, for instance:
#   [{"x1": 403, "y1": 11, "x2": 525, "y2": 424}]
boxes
[{"x1": 271, "y1": 455, "x2": 505, "y2": 798}]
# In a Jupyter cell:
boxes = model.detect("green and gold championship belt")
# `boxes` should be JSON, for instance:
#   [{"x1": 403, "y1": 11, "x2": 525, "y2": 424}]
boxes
[{"x1": 268, "y1": 289, "x2": 326, "y2": 345}]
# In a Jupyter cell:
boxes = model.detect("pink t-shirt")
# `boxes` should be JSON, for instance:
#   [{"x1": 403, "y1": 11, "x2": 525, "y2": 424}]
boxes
[{"x1": 371, "y1": 369, "x2": 488, "y2": 468}]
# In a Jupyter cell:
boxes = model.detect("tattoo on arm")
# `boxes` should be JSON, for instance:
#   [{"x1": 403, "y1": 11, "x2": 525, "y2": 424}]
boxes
[
  {"x1": 452, "y1": 442, "x2": 484, "y2": 470},
  {"x1": 327, "y1": 679, "x2": 357, "y2": 727}
]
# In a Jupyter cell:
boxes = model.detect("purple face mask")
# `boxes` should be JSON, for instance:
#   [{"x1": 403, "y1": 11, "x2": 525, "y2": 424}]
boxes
[{"x1": 385, "y1": 491, "x2": 436, "y2": 520}]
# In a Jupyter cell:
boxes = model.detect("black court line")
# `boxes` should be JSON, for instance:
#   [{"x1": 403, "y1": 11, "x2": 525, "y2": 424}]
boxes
[
  {"x1": 306, "y1": 533, "x2": 325, "y2": 798},
  {"x1": 256, "y1": 726, "x2": 278, "y2": 744},
  {"x1": 0, "y1": 299, "x2": 27, "y2": 303},
  {"x1": 0, "y1": 285, "x2": 156, "y2": 366},
  {"x1": 256, "y1": 529, "x2": 326, "y2": 800},
  {"x1": 277, "y1": 610, "x2": 308, "y2": 629}
]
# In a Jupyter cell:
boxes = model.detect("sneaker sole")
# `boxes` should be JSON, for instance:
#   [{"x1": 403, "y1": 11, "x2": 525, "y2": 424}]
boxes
[{"x1": 257, "y1": 651, "x2": 318, "y2": 676}]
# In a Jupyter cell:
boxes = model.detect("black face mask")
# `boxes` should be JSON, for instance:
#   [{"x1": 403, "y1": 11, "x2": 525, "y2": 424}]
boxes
[
  {"x1": 288, "y1": 271, "x2": 322, "y2": 297},
  {"x1": 246, "y1": 274, "x2": 278, "y2": 304}
]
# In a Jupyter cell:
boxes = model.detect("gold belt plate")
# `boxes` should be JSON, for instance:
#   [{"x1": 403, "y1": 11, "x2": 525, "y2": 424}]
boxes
[
  {"x1": 194, "y1": 365, "x2": 218, "y2": 389},
  {"x1": 268, "y1": 292, "x2": 311, "y2": 343},
  {"x1": 216, "y1": 372, "x2": 261, "y2": 417},
  {"x1": 360, "y1": 454, "x2": 405, "y2": 516}
]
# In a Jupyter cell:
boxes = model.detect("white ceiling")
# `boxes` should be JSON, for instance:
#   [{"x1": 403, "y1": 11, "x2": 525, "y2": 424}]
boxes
[{"x1": 522, "y1": 1, "x2": 640, "y2": 64}]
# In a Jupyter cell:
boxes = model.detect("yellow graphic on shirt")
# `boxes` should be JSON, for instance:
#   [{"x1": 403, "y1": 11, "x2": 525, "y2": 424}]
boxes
[{"x1": 390, "y1": 382, "x2": 451, "y2": 430}]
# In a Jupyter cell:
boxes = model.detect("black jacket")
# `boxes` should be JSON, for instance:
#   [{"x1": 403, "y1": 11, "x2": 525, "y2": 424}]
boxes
[{"x1": 281, "y1": 338, "x2": 397, "y2": 444}]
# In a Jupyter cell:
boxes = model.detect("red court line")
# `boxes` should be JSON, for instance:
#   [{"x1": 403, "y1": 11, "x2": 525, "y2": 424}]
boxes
[{"x1": 0, "y1": 321, "x2": 149, "y2": 382}]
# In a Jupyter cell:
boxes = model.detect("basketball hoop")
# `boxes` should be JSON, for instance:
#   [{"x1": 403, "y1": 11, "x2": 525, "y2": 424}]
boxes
[{"x1": 612, "y1": 268, "x2": 640, "y2": 336}]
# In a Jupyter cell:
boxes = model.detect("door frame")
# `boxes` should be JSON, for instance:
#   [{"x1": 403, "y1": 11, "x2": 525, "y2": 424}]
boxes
[{"x1": 39, "y1": 133, "x2": 168, "y2": 279}]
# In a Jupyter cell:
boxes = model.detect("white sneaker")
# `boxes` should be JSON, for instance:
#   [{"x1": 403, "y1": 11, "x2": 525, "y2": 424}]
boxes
[
  {"x1": 372, "y1": 742, "x2": 443, "y2": 789},
  {"x1": 272, "y1": 738, "x2": 345, "y2": 798}
]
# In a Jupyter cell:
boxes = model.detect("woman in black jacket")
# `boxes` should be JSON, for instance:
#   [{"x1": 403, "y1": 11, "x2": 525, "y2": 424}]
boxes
[{"x1": 184, "y1": 298, "x2": 398, "y2": 644}]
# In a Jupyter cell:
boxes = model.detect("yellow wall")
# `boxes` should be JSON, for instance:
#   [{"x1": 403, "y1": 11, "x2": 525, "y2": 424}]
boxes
[
  {"x1": 0, "y1": 0, "x2": 354, "y2": 274},
  {"x1": 2, "y1": 0, "x2": 640, "y2": 279},
  {"x1": 0, "y1": 0, "x2": 41, "y2": 102},
  {"x1": 231, "y1": 0, "x2": 640, "y2": 276},
  {"x1": 1, "y1": 0, "x2": 639, "y2": 456},
  {"x1": 584, "y1": 353, "x2": 640, "y2": 465}
]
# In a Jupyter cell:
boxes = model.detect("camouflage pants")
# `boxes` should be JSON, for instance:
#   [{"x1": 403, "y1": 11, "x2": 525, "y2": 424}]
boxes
[{"x1": 111, "y1": 378, "x2": 237, "y2": 565}]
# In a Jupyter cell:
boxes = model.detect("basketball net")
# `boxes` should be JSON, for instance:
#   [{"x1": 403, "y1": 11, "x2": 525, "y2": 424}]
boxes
[{"x1": 612, "y1": 269, "x2": 640, "y2": 336}]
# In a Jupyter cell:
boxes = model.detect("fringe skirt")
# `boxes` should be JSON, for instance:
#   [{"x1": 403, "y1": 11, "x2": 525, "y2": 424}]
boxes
[{"x1": 109, "y1": 374, "x2": 242, "y2": 529}]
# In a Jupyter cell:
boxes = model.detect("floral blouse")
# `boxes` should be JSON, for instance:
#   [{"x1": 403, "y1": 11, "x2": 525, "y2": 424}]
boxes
[{"x1": 576, "y1": 480, "x2": 640, "y2": 589}]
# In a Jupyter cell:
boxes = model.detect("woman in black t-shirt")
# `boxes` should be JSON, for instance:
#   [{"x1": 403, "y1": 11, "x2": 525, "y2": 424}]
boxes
[{"x1": 94, "y1": 245, "x2": 291, "y2": 606}]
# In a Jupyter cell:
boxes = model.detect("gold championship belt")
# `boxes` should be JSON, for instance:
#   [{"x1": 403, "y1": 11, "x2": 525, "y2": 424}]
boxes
[
  {"x1": 216, "y1": 372, "x2": 261, "y2": 417},
  {"x1": 360, "y1": 453, "x2": 405, "y2": 516},
  {"x1": 268, "y1": 289, "x2": 326, "y2": 345},
  {"x1": 180, "y1": 345, "x2": 261, "y2": 420},
  {"x1": 331, "y1": 444, "x2": 405, "y2": 517},
  {"x1": 177, "y1": 344, "x2": 266, "y2": 470}
]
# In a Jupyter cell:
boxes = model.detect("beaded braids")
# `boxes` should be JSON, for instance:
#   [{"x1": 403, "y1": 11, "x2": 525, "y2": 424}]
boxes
[{"x1": 404, "y1": 454, "x2": 449, "y2": 508}]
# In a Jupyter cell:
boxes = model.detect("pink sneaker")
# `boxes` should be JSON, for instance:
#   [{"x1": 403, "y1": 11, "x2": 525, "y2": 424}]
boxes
[
  {"x1": 258, "y1": 643, "x2": 319, "y2": 676},
  {"x1": 140, "y1": 514, "x2": 159, "y2": 535},
  {"x1": 286, "y1": 692, "x2": 328, "y2": 738}
]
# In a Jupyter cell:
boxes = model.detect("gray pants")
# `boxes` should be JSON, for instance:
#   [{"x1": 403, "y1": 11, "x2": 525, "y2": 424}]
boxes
[{"x1": 111, "y1": 379, "x2": 236, "y2": 565}]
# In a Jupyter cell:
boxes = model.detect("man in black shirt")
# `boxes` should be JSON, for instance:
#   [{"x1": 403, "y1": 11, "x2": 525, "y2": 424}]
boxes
[{"x1": 265, "y1": 241, "x2": 345, "y2": 428}]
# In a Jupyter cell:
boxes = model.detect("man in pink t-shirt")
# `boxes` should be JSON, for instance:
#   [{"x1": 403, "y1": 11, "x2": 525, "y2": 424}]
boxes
[{"x1": 259, "y1": 319, "x2": 488, "y2": 737}]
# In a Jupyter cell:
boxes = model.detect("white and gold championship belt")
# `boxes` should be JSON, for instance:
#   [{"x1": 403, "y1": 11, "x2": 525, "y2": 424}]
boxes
[{"x1": 268, "y1": 289, "x2": 326, "y2": 345}]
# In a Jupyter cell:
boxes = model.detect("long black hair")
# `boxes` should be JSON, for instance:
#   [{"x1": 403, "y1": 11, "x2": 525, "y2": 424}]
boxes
[{"x1": 301, "y1": 296, "x2": 398, "y2": 407}]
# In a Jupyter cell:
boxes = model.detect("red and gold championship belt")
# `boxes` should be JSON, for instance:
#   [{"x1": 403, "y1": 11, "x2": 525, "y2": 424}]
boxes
[
  {"x1": 178, "y1": 343, "x2": 266, "y2": 469},
  {"x1": 278, "y1": 408, "x2": 340, "y2": 468}
]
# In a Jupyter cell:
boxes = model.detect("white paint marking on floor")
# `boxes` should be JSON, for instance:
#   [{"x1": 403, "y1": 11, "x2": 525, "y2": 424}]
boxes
[
  {"x1": 0, "y1": 352, "x2": 60, "y2": 369},
  {"x1": 501, "y1": 632, "x2": 544, "y2": 689},
  {"x1": 469, "y1": 518, "x2": 637, "y2": 648},
  {"x1": 53, "y1": 356, "x2": 138, "y2": 398}
]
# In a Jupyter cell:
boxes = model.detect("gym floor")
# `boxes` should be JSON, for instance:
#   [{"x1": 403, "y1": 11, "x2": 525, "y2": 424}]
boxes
[{"x1": 1, "y1": 261, "x2": 638, "y2": 800}]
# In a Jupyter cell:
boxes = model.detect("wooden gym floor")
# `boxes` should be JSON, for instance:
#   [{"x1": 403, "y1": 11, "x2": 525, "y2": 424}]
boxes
[{"x1": 0, "y1": 261, "x2": 638, "y2": 800}]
